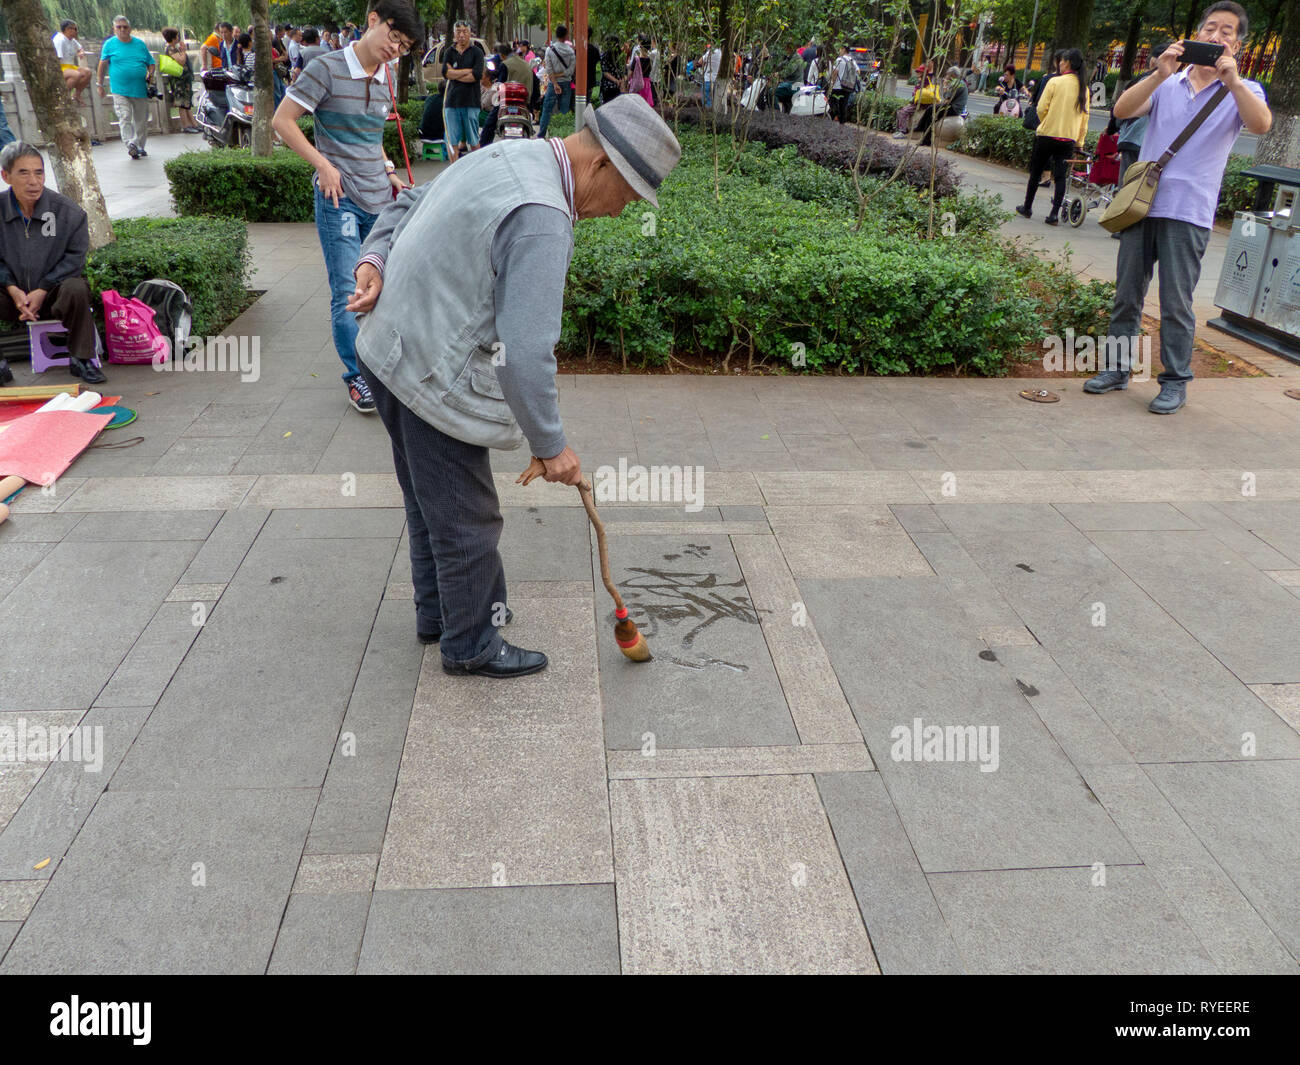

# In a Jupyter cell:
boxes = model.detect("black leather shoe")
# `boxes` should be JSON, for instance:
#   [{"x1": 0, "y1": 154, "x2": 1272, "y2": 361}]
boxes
[
  {"x1": 1014, "y1": 204, "x2": 1031, "y2": 219},
  {"x1": 419, "y1": 606, "x2": 512, "y2": 644},
  {"x1": 0, "y1": 358, "x2": 11, "y2": 385},
  {"x1": 69, "y1": 357, "x2": 106, "y2": 384},
  {"x1": 443, "y1": 640, "x2": 547, "y2": 678}
]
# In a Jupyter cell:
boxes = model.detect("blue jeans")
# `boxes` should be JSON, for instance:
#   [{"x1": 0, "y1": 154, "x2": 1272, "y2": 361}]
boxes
[
  {"x1": 359, "y1": 359, "x2": 508, "y2": 668},
  {"x1": 703, "y1": 79, "x2": 712, "y2": 107},
  {"x1": 445, "y1": 105, "x2": 480, "y2": 147},
  {"x1": 314, "y1": 184, "x2": 377, "y2": 382},
  {"x1": 537, "y1": 80, "x2": 571, "y2": 136}
]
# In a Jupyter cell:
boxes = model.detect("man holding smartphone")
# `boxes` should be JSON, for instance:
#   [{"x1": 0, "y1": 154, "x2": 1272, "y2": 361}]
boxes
[{"x1": 1084, "y1": 1, "x2": 1270, "y2": 414}]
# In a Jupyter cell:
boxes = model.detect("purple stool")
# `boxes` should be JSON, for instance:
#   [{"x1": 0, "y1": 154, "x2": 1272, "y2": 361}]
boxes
[{"x1": 27, "y1": 319, "x2": 103, "y2": 374}]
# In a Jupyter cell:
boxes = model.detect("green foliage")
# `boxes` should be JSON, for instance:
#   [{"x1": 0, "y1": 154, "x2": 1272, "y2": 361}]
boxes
[
  {"x1": 847, "y1": 93, "x2": 912, "y2": 132},
  {"x1": 560, "y1": 131, "x2": 1077, "y2": 376},
  {"x1": 0, "y1": 0, "x2": 167, "y2": 40},
  {"x1": 164, "y1": 147, "x2": 316, "y2": 221},
  {"x1": 85, "y1": 216, "x2": 250, "y2": 337},
  {"x1": 1219, "y1": 154, "x2": 1259, "y2": 218}
]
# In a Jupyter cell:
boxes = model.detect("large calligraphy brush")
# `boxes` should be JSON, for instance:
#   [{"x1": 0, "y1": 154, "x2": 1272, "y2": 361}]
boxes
[{"x1": 517, "y1": 456, "x2": 652, "y2": 662}]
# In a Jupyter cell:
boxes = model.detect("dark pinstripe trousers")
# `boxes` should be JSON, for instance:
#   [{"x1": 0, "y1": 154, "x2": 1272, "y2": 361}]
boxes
[{"x1": 360, "y1": 358, "x2": 507, "y2": 668}]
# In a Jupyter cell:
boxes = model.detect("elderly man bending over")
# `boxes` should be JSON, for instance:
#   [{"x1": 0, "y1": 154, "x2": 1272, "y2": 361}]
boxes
[
  {"x1": 0, "y1": 142, "x2": 103, "y2": 386},
  {"x1": 347, "y1": 94, "x2": 681, "y2": 678}
]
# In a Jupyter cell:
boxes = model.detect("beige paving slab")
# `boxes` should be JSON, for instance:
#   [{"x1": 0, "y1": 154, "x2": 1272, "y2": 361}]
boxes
[
  {"x1": 55, "y1": 476, "x2": 255, "y2": 512},
  {"x1": 494, "y1": 471, "x2": 764, "y2": 508},
  {"x1": 1266, "y1": 571, "x2": 1300, "y2": 587},
  {"x1": 164, "y1": 582, "x2": 228, "y2": 603},
  {"x1": 292, "y1": 853, "x2": 378, "y2": 895},
  {"x1": 242, "y1": 473, "x2": 404, "y2": 509},
  {"x1": 383, "y1": 579, "x2": 593, "y2": 601},
  {"x1": 978, "y1": 625, "x2": 1039, "y2": 647},
  {"x1": 730, "y1": 534, "x2": 864, "y2": 743},
  {"x1": 611, "y1": 775, "x2": 879, "y2": 974},
  {"x1": 0, "y1": 763, "x2": 44, "y2": 835},
  {"x1": 757, "y1": 471, "x2": 926, "y2": 507},
  {"x1": 911, "y1": 470, "x2": 1095, "y2": 503},
  {"x1": 1248, "y1": 684, "x2": 1300, "y2": 733},
  {"x1": 375, "y1": 598, "x2": 611, "y2": 890},
  {"x1": 1071, "y1": 469, "x2": 1300, "y2": 503},
  {"x1": 607, "y1": 743, "x2": 873, "y2": 779},
  {"x1": 0, "y1": 880, "x2": 45, "y2": 921}
]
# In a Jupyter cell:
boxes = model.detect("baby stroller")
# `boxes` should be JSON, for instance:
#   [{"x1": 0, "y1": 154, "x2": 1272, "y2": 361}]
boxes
[
  {"x1": 496, "y1": 80, "x2": 534, "y2": 139},
  {"x1": 790, "y1": 83, "x2": 828, "y2": 116}
]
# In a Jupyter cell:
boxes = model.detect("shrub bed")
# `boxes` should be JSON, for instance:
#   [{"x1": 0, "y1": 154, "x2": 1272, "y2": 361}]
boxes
[
  {"x1": 85, "y1": 217, "x2": 251, "y2": 337},
  {"x1": 561, "y1": 128, "x2": 1111, "y2": 375},
  {"x1": 165, "y1": 147, "x2": 315, "y2": 222},
  {"x1": 674, "y1": 106, "x2": 963, "y2": 197}
]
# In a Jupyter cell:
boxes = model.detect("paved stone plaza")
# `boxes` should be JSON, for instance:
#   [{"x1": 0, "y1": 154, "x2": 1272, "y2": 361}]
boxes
[{"x1": 2, "y1": 145, "x2": 1299, "y2": 972}]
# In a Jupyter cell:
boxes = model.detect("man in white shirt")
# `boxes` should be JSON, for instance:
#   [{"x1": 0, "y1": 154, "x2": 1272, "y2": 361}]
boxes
[
  {"x1": 702, "y1": 43, "x2": 721, "y2": 106},
  {"x1": 52, "y1": 20, "x2": 91, "y2": 105}
]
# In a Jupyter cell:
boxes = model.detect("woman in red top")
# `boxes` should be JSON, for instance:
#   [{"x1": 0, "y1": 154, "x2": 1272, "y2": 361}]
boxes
[{"x1": 1089, "y1": 116, "x2": 1120, "y2": 187}]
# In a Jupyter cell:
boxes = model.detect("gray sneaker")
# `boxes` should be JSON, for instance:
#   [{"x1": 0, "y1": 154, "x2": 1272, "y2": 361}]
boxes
[
  {"x1": 1148, "y1": 381, "x2": 1187, "y2": 414},
  {"x1": 1082, "y1": 370, "x2": 1130, "y2": 394}
]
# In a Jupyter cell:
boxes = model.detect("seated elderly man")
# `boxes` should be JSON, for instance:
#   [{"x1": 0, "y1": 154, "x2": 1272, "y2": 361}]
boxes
[
  {"x1": 347, "y1": 94, "x2": 681, "y2": 678},
  {"x1": 0, "y1": 142, "x2": 103, "y2": 385}
]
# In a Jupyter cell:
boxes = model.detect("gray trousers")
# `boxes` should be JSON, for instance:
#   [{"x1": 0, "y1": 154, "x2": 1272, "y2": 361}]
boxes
[
  {"x1": 112, "y1": 94, "x2": 150, "y2": 149},
  {"x1": 1108, "y1": 216, "x2": 1210, "y2": 383},
  {"x1": 359, "y1": 356, "x2": 507, "y2": 669}
]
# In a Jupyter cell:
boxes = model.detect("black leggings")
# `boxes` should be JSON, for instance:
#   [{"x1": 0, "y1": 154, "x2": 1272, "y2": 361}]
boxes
[{"x1": 1025, "y1": 135, "x2": 1075, "y2": 215}]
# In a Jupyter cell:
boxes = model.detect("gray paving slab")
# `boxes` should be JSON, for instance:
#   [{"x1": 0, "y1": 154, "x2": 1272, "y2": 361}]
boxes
[
  {"x1": 815, "y1": 772, "x2": 965, "y2": 974},
  {"x1": 1207, "y1": 500, "x2": 1300, "y2": 568},
  {"x1": 1171, "y1": 502, "x2": 1300, "y2": 570},
  {"x1": 376, "y1": 599, "x2": 611, "y2": 889},
  {"x1": 0, "y1": 541, "x2": 55, "y2": 605},
  {"x1": 928, "y1": 866, "x2": 1219, "y2": 975},
  {"x1": 0, "y1": 763, "x2": 43, "y2": 836},
  {"x1": 0, "y1": 512, "x2": 84, "y2": 543},
  {"x1": 358, "y1": 885, "x2": 620, "y2": 974},
  {"x1": 905, "y1": 532, "x2": 1027, "y2": 629},
  {"x1": 499, "y1": 506, "x2": 593, "y2": 581},
  {"x1": 1249, "y1": 684, "x2": 1300, "y2": 733},
  {"x1": 1, "y1": 788, "x2": 314, "y2": 974},
  {"x1": 267, "y1": 892, "x2": 370, "y2": 975},
  {"x1": 92, "y1": 603, "x2": 204, "y2": 708},
  {"x1": 60, "y1": 509, "x2": 222, "y2": 542},
  {"x1": 888, "y1": 504, "x2": 948, "y2": 534},
  {"x1": 178, "y1": 508, "x2": 269, "y2": 584},
  {"x1": 611, "y1": 775, "x2": 878, "y2": 974},
  {"x1": 305, "y1": 600, "x2": 421, "y2": 855},
  {"x1": 0, "y1": 706, "x2": 148, "y2": 881},
  {"x1": 595, "y1": 533, "x2": 797, "y2": 750},
  {"x1": 260, "y1": 507, "x2": 405, "y2": 539},
  {"x1": 1054, "y1": 502, "x2": 1204, "y2": 531},
  {"x1": 0, "y1": 540, "x2": 196, "y2": 711},
  {"x1": 954, "y1": 529, "x2": 1300, "y2": 761},
  {"x1": 1083, "y1": 763, "x2": 1296, "y2": 973},
  {"x1": 110, "y1": 536, "x2": 392, "y2": 790},
  {"x1": 1085, "y1": 530, "x2": 1300, "y2": 684},
  {"x1": 1144, "y1": 761, "x2": 1300, "y2": 961},
  {"x1": 0, "y1": 921, "x2": 18, "y2": 959},
  {"x1": 932, "y1": 503, "x2": 1074, "y2": 535},
  {"x1": 57, "y1": 475, "x2": 256, "y2": 512},
  {"x1": 798, "y1": 577, "x2": 1137, "y2": 872},
  {"x1": 147, "y1": 437, "x2": 250, "y2": 476},
  {"x1": 0, "y1": 880, "x2": 44, "y2": 920}
]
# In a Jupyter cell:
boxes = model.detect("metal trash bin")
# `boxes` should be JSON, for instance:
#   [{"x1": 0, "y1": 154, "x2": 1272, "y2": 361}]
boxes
[{"x1": 1209, "y1": 165, "x2": 1300, "y2": 364}]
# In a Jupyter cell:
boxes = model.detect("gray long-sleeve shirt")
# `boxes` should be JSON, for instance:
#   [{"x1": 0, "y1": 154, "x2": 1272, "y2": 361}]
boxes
[{"x1": 358, "y1": 188, "x2": 572, "y2": 458}]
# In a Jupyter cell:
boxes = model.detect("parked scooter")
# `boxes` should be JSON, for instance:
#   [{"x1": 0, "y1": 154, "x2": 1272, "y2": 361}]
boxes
[{"x1": 196, "y1": 67, "x2": 254, "y2": 148}]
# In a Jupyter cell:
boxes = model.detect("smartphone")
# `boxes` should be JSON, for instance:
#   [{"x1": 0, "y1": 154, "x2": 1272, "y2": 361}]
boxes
[{"x1": 1178, "y1": 40, "x2": 1225, "y2": 66}]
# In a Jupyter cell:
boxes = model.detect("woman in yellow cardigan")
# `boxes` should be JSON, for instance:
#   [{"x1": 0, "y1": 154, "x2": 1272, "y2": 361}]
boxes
[{"x1": 1014, "y1": 48, "x2": 1089, "y2": 225}]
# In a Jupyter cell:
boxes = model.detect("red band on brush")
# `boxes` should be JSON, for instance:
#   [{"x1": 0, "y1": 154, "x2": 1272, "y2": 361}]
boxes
[
  {"x1": 615, "y1": 607, "x2": 629, "y2": 620},
  {"x1": 616, "y1": 633, "x2": 641, "y2": 648}
]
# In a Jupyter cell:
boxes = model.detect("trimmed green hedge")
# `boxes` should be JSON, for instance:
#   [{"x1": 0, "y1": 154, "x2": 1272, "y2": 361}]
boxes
[
  {"x1": 954, "y1": 113, "x2": 1254, "y2": 218},
  {"x1": 165, "y1": 148, "x2": 315, "y2": 222},
  {"x1": 85, "y1": 217, "x2": 250, "y2": 337},
  {"x1": 561, "y1": 126, "x2": 1112, "y2": 375}
]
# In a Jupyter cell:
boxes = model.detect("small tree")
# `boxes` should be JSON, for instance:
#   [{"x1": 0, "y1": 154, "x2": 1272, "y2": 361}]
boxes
[
  {"x1": 1257, "y1": 0, "x2": 1300, "y2": 166},
  {"x1": 0, "y1": 0, "x2": 113, "y2": 246}
]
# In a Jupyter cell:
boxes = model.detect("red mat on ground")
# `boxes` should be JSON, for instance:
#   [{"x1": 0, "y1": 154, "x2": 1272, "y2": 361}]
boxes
[
  {"x1": 0, "y1": 394, "x2": 121, "y2": 425},
  {"x1": 0, "y1": 409, "x2": 114, "y2": 485}
]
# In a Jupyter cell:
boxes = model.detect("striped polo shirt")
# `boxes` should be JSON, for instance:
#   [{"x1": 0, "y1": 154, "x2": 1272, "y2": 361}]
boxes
[{"x1": 286, "y1": 43, "x2": 395, "y2": 215}]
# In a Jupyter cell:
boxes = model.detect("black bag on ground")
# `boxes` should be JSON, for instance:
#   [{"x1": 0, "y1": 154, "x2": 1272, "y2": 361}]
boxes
[{"x1": 130, "y1": 279, "x2": 192, "y2": 355}]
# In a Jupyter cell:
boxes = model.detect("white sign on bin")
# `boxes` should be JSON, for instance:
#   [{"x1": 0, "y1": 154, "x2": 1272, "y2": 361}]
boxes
[
  {"x1": 1255, "y1": 234, "x2": 1300, "y2": 339},
  {"x1": 1214, "y1": 212, "x2": 1270, "y2": 316}
]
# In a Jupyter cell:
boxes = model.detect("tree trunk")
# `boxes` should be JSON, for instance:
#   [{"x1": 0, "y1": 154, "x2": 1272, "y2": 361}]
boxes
[
  {"x1": 1257, "y1": 0, "x2": 1300, "y2": 166},
  {"x1": 251, "y1": 0, "x2": 273, "y2": 155},
  {"x1": 1117, "y1": 9, "x2": 1142, "y2": 88},
  {"x1": 1051, "y1": 0, "x2": 1095, "y2": 55},
  {"x1": 0, "y1": 0, "x2": 112, "y2": 246},
  {"x1": 1183, "y1": 0, "x2": 1199, "y2": 39},
  {"x1": 715, "y1": 0, "x2": 732, "y2": 114}
]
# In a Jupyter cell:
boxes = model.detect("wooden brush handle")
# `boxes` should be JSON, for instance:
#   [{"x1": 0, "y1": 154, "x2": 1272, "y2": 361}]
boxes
[{"x1": 578, "y1": 479, "x2": 625, "y2": 612}]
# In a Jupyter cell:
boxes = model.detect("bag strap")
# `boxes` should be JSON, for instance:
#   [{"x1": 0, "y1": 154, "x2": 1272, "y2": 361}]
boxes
[{"x1": 1153, "y1": 83, "x2": 1229, "y2": 171}]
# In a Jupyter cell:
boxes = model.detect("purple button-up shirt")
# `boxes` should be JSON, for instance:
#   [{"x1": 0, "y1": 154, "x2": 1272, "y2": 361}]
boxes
[{"x1": 1140, "y1": 68, "x2": 1266, "y2": 229}]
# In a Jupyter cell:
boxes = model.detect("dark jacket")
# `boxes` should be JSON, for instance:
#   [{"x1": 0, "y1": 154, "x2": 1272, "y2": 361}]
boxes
[{"x1": 0, "y1": 187, "x2": 89, "y2": 293}]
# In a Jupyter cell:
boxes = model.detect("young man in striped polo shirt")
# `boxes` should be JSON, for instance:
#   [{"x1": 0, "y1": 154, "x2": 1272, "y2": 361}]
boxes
[{"x1": 273, "y1": 0, "x2": 420, "y2": 414}]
